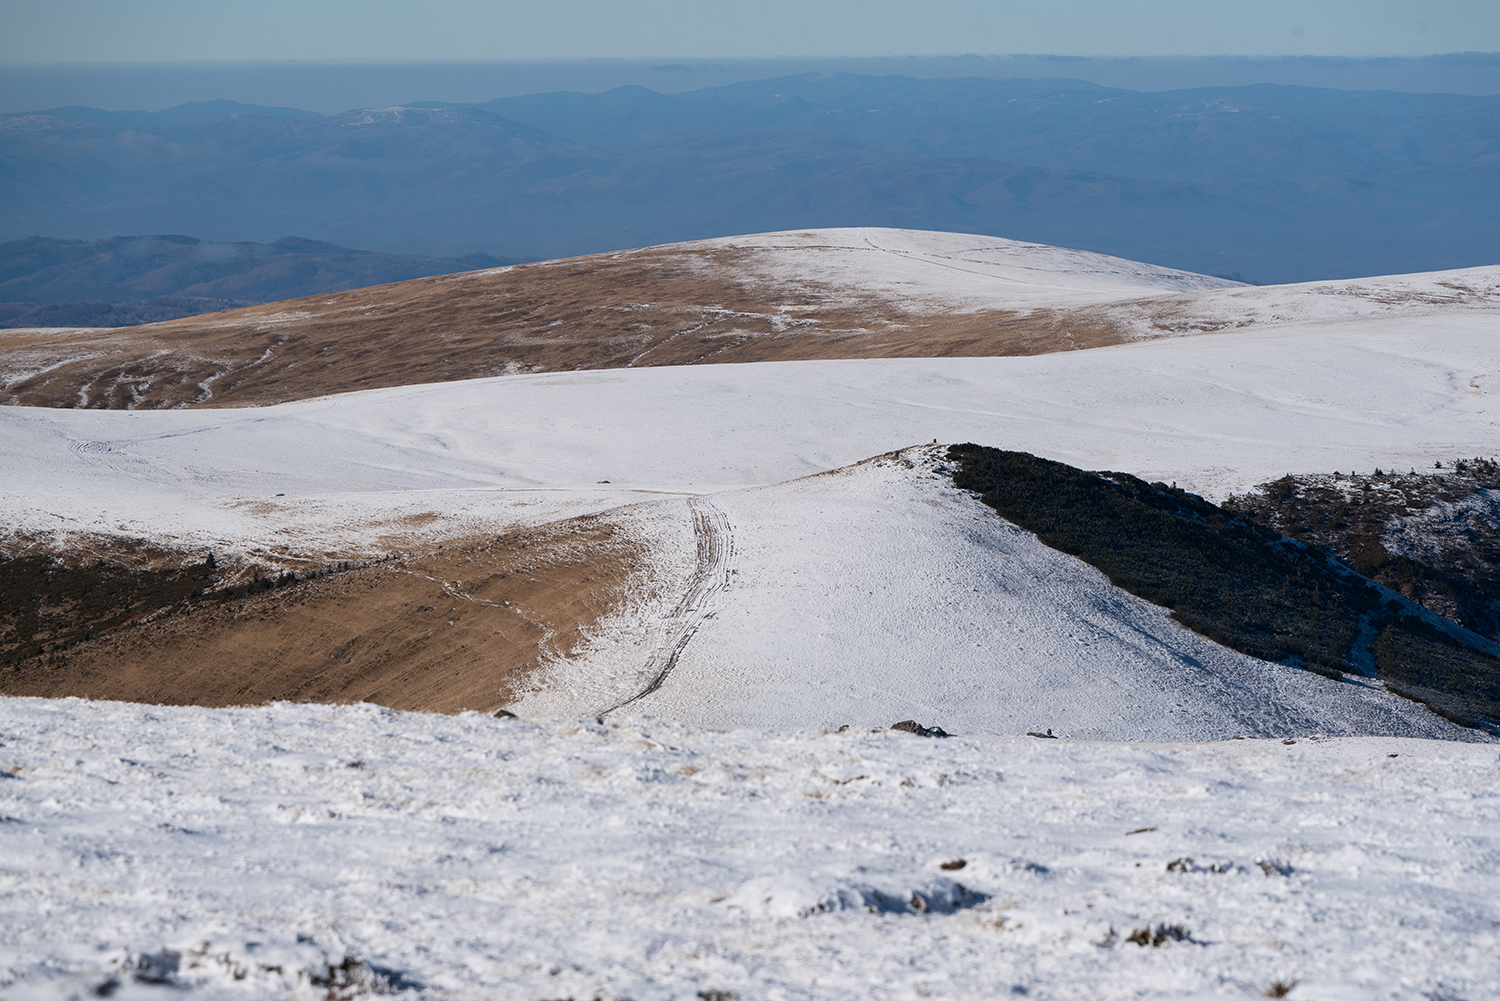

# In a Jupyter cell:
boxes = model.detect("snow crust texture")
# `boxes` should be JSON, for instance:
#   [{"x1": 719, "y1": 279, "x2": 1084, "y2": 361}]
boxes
[{"x1": 2, "y1": 697, "x2": 1497, "y2": 1001}]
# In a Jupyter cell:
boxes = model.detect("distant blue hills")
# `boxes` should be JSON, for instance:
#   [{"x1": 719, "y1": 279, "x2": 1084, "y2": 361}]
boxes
[
  {"x1": 3, "y1": 74, "x2": 1498, "y2": 286},
  {"x1": 0, "y1": 233, "x2": 515, "y2": 327}
]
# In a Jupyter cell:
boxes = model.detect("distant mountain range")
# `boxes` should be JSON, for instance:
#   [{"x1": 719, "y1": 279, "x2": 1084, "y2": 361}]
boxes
[
  {"x1": 0, "y1": 234, "x2": 515, "y2": 327},
  {"x1": 2, "y1": 74, "x2": 1498, "y2": 286}
]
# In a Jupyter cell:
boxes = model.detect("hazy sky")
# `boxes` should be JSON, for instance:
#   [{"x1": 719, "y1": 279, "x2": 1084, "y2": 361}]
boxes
[{"x1": 4, "y1": 0, "x2": 1498, "y2": 64}]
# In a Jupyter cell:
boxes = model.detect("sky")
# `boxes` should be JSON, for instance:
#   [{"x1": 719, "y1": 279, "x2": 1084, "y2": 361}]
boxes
[{"x1": 3, "y1": 0, "x2": 1498, "y2": 65}]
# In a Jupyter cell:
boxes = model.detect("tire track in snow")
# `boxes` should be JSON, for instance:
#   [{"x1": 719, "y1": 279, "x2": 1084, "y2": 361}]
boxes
[
  {"x1": 600, "y1": 495, "x2": 733, "y2": 717},
  {"x1": 859, "y1": 228, "x2": 1046, "y2": 290}
]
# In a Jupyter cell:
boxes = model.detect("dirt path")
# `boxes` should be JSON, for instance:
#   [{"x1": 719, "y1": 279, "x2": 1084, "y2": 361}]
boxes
[{"x1": 600, "y1": 496, "x2": 734, "y2": 717}]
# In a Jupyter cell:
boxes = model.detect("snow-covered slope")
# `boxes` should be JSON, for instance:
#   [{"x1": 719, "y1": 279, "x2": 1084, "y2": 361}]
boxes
[
  {"x1": 3, "y1": 316, "x2": 1495, "y2": 559},
  {"x1": 528, "y1": 450, "x2": 1470, "y2": 740},
  {"x1": 3, "y1": 697, "x2": 1496, "y2": 1001},
  {"x1": 686, "y1": 228, "x2": 1500, "y2": 328},
  {"x1": 1084, "y1": 262, "x2": 1500, "y2": 341},
  {"x1": 694, "y1": 227, "x2": 1246, "y2": 309}
]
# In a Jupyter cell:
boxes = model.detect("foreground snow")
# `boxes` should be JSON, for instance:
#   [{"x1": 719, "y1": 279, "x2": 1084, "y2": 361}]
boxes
[{"x1": 2, "y1": 697, "x2": 1496, "y2": 1001}]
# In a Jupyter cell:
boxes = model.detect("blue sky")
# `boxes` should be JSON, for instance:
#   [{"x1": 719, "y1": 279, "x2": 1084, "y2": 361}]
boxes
[{"x1": 4, "y1": 0, "x2": 1498, "y2": 64}]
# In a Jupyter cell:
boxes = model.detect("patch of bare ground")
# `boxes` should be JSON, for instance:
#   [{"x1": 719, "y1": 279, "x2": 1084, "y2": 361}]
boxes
[
  {"x1": 0, "y1": 244, "x2": 1143, "y2": 410},
  {"x1": 0, "y1": 512, "x2": 648, "y2": 713}
]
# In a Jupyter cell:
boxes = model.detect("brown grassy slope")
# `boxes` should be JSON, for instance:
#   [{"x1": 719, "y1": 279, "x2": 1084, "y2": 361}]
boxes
[
  {"x1": 0, "y1": 243, "x2": 1139, "y2": 410},
  {"x1": 0, "y1": 511, "x2": 649, "y2": 714}
]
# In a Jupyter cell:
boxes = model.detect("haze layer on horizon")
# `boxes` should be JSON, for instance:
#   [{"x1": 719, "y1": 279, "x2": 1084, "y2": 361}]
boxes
[
  {"x1": 7, "y1": 0, "x2": 1500, "y2": 112},
  {"x1": 6, "y1": 0, "x2": 1498, "y2": 64},
  {"x1": 4, "y1": 53, "x2": 1500, "y2": 115}
]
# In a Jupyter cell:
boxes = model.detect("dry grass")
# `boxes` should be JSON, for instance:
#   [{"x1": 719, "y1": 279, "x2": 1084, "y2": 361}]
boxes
[
  {"x1": 0, "y1": 244, "x2": 1144, "y2": 410},
  {"x1": 0, "y1": 512, "x2": 648, "y2": 714}
]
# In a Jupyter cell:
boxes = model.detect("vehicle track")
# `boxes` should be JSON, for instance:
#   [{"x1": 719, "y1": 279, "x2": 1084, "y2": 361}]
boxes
[{"x1": 600, "y1": 495, "x2": 733, "y2": 717}]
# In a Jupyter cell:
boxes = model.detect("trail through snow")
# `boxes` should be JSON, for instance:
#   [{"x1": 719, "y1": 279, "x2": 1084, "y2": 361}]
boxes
[
  {"x1": 587, "y1": 450, "x2": 1484, "y2": 741},
  {"x1": 601, "y1": 496, "x2": 733, "y2": 718}
]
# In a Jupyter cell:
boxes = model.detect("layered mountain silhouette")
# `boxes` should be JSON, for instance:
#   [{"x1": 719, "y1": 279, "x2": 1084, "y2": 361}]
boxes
[
  {"x1": 0, "y1": 233, "x2": 516, "y2": 327},
  {"x1": 2, "y1": 76, "x2": 1498, "y2": 291}
]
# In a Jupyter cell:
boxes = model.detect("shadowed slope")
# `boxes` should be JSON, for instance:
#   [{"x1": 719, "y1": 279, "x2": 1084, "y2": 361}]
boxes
[{"x1": 946, "y1": 444, "x2": 1500, "y2": 729}]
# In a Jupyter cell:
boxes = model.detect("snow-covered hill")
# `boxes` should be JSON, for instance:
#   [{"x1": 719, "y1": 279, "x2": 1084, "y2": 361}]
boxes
[
  {"x1": 0, "y1": 226, "x2": 1254, "y2": 411},
  {"x1": 8, "y1": 330, "x2": 1497, "y2": 735},
  {"x1": 2, "y1": 697, "x2": 1496, "y2": 1001},
  {"x1": 5, "y1": 298, "x2": 1497, "y2": 737},
  {"x1": 517, "y1": 450, "x2": 1475, "y2": 740},
  {"x1": 3, "y1": 314, "x2": 1495, "y2": 559},
  {"x1": 7, "y1": 229, "x2": 1497, "y2": 414}
]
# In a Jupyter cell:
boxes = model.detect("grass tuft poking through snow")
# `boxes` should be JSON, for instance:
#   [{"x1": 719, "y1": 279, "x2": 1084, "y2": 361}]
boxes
[{"x1": 2, "y1": 697, "x2": 1497, "y2": 1000}]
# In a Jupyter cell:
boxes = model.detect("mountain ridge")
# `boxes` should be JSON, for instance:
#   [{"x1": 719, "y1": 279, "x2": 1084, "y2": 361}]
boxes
[
  {"x1": 5, "y1": 73, "x2": 1498, "y2": 283},
  {"x1": 0, "y1": 233, "x2": 521, "y2": 327}
]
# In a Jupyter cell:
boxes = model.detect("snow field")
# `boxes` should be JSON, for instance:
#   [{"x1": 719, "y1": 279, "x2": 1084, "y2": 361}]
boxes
[
  {"x1": 2, "y1": 315, "x2": 1498, "y2": 561},
  {"x1": 687, "y1": 229, "x2": 1499, "y2": 329},
  {"x1": 1, "y1": 697, "x2": 1497, "y2": 1001},
  {"x1": 692, "y1": 228, "x2": 1245, "y2": 311}
]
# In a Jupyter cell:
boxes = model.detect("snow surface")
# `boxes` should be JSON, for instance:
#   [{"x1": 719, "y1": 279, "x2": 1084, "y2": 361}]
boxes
[
  {"x1": 2, "y1": 697, "x2": 1497, "y2": 1001},
  {"x1": 678, "y1": 229, "x2": 1500, "y2": 331},
  {"x1": 1090, "y1": 262, "x2": 1500, "y2": 341},
  {"x1": 573, "y1": 450, "x2": 1479, "y2": 740},
  {"x1": 2, "y1": 316, "x2": 1497, "y2": 559},
  {"x1": 688, "y1": 228, "x2": 1245, "y2": 311}
]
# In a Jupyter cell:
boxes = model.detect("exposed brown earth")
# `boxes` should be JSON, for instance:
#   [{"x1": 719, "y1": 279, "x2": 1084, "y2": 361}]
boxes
[
  {"x1": 0, "y1": 511, "x2": 651, "y2": 713},
  {"x1": 0, "y1": 243, "x2": 1143, "y2": 410}
]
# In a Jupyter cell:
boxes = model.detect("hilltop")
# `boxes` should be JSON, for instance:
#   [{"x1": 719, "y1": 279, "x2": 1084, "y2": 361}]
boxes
[{"x1": 4, "y1": 227, "x2": 1497, "y2": 411}]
